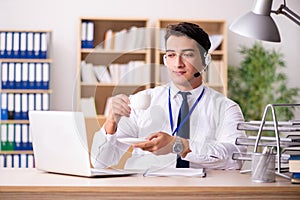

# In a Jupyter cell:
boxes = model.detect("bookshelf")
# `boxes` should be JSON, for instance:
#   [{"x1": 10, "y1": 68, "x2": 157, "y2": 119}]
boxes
[
  {"x1": 155, "y1": 19, "x2": 228, "y2": 95},
  {"x1": 0, "y1": 30, "x2": 52, "y2": 168},
  {"x1": 77, "y1": 17, "x2": 151, "y2": 122}
]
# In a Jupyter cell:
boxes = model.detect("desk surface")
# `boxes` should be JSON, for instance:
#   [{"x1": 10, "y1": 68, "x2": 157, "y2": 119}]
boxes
[{"x1": 0, "y1": 168, "x2": 299, "y2": 200}]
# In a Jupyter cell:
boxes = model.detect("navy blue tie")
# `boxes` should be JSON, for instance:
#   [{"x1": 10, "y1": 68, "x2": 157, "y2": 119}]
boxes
[{"x1": 176, "y1": 91, "x2": 190, "y2": 168}]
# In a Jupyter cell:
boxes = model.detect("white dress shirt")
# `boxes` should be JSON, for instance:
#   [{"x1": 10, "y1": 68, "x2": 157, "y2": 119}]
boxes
[{"x1": 93, "y1": 83, "x2": 247, "y2": 170}]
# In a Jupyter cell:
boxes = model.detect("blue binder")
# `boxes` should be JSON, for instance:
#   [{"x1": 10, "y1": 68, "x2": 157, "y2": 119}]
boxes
[
  {"x1": 0, "y1": 32, "x2": 6, "y2": 58},
  {"x1": 7, "y1": 63, "x2": 15, "y2": 89},
  {"x1": 14, "y1": 124, "x2": 22, "y2": 150},
  {"x1": 20, "y1": 32, "x2": 27, "y2": 58},
  {"x1": 27, "y1": 32, "x2": 34, "y2": 59},
  {"x1": 40, "y1": 32, "x2": 47, "y2": 58},
  {"x1": 13, "y1": 32, "x2": 20, "y2": 58},
  {"x1": 13, "y1": 94, "x2": 22, "y2": 120},
  {"x1": 1, "y1": 93, "x2": 8, "y2": 120},
  {"x1": 1, "y1": 62, "x2": 9, "y2": 89},
  {"x1": 21, "y1": 63, "x2": 29, "y2": 89},
  {"x1": 21, "y1": 94, "x2": 28, "y2": 120},
  {"x1": 15, "y1": 63, "x2": 22, "y2": 89},
  {"x1": 42, "y1": 63, "x2": 50, "y2": 89},
  {"x1": 6, "y1": 32, "x2": 13, "y2": 58},
  {"x1": 28, "y1": 63, "x2": 35, "y2": 89}
]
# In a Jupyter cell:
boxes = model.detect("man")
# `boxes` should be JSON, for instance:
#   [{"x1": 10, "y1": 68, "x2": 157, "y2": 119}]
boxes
[{"x1": 93, "y1": 22, "x2": 246, "y2": 170}]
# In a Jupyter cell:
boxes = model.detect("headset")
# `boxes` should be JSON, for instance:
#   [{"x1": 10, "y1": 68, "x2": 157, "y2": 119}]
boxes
[{"x1": 163, "y1": 52, "x2": 211, "y2": 78}]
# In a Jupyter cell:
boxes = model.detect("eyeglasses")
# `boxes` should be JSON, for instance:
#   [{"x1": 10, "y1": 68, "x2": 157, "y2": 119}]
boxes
[{"x1": 165, "y1": 51, "x2": 196, "y2": 61}]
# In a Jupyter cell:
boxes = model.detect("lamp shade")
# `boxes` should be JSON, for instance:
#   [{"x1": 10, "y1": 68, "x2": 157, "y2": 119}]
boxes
[
  {"x1": 230, "y1": 11, "x2": 281, "y2": 42},
  {"x1": 230, "y1": 0, "x2": 281, "y2": 42}
]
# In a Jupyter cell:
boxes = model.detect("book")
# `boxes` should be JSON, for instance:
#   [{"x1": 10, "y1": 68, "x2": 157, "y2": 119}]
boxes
[{"x1": 289, "y1": 155, "x2": 300, "y2": 172}]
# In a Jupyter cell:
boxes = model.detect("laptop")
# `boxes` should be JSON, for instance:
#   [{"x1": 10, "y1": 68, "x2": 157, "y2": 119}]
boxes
[{"x1": 29, "y1": 110, "x2": 138, "y2": 177}]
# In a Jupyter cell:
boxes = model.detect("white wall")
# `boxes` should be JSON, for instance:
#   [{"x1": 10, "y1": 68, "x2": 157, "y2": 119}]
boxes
[{"x1": 0, "y1": 0, "x2": 299, "y2": 117}]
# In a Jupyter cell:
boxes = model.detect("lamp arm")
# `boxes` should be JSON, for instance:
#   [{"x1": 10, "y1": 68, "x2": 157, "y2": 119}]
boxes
[{"x1": 272, "y1": 4, "x2": 300, "y2": 26}]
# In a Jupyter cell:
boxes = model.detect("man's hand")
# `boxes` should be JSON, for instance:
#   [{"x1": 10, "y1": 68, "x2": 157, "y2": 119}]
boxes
[
  {"x1": 132, "y1": 132, "x2": 175, "y2": 155},
  {"x1": 104, "y1": 94, "x2": 131, "y2": 135}
]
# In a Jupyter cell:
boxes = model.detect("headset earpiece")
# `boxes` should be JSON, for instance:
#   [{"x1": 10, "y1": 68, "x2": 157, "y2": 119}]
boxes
[
  {"x1": 204, "y1": 52, "x2": 211, "y2": 66},
  {"x1": 163, "y1": 54, "x2": 167, "y2": 66}
]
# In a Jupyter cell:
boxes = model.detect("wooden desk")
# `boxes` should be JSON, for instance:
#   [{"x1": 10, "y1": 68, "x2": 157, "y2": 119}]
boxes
[{"x1": 0, "y1": 168, "x2": 299, "y2": 199}]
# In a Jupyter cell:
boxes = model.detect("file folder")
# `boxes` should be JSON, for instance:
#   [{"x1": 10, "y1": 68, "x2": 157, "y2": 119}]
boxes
[
  {"x1": 20, "y1": 32, "x2": 27, "y2": 58},
  {"x1": 13, "y1": 32, "x2": 20, "y2": 58},
  {"x1": 1, "y1": 93, "x2": 8, "y2": 120},
  {"x1": 42, "y1": 93, "x2": 49, "y2": 110},
  {"x1": 86, "y1": 21, "x2": 94, "y2": 48},
  {"x1": 21, "y1": 63, "x2": 29, "y2": 89},
  {"x1": 7, "y1": 124, "x2": 14, "y2": 151},
  {"x1": 13, "y1": 154, "x2": 20, "y2": 168},
  {"x1": 7, "y1": 93, "x2": 14, "y2": 120},
  {"x1": 28, "y1": 94, "x2": 35, "y2": 111},
  {"x1": 35, "y1": 93, "x2": 42, "y2": 111},
  {"x1": 1, "y1": 124, "x2": 8, "y2": 151},
  {"x1": 0, "y1": 155, "x2": 4, "y2": 167},
  {"x1": 28, "y1": 63, "x2": 35, "y2": 89},
  {"x1": 6, "y1": 32, "x2": 13, "y2": 58},
  {"x1": 8, "y1": 63, "x2": 15, "y2": 89},
  {"x1": 21, "y1": 124, "x2": 29, "y2": 150},
  {"x1": 81, "y1": 21, "x2": 87, "y2": 48},
  {"x1": 14, "y1": 124, "x2": 22, "y2": 150},
  {"x1": 0, "y1": 32, "x2": 6, "y2": 58},
  {"x1": 42, "y1": 63, "x2": 50, "y2": 89},
  {"x1": 14, "y1": 94, "x2": 21, "y2": 120},
  {"x1": 15, "y1": 63, "x2": 22, "y2": 89},
  {"x1": 5, "y1": 155, "x2": 12, "y2": 168},
  {"x1": 35, "y1": 63, "x2": 42, "y2": 89},
  {"x1": 27, "y1": 32, "x2": 34, "y2": 58},
  {"x1": 34, "y1": 32, "x2": 40, "y2": 58},
  {"x1": 1, "y1": 62, "x2": 9, "y2": 89},
  {"x1": 21, "y1": 94, "x2": 28, "y2": 120},
  {"x1": 40, "y1": 32, "x2": 47, "y2": 58}
]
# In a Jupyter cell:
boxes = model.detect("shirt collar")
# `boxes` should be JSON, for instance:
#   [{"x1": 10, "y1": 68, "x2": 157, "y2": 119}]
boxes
[{"x1": 169, "y1": 82, "x2": 205, "y2": 99}]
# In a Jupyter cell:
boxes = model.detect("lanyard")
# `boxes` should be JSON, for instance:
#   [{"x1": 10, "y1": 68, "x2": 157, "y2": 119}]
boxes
[{"x1": 168, "y1": 86, "x2": 205, "y2": 136}]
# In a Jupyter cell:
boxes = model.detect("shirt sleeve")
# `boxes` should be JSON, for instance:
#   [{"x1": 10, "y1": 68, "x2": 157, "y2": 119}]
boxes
[{"x1": 184, "y1": 103, "x2": 247, "y2": 169}]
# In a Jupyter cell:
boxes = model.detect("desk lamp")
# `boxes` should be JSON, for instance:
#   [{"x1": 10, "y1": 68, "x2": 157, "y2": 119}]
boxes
[{"x1": 230, "y1": 0, "x2": 300, "y2": 42}]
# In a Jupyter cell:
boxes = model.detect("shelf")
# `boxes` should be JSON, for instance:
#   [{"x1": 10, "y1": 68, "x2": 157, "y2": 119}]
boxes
[
  {"x1": 237, "y1": 121, "x2": 300, "y2": 132},
  {"x1": 0, "y1": 151, "x2": 33, "y2": 155},
  {"x1": 0, "y1": 120, "x2": 29, "y2": 124},
  {"x1": 0, "y1": 89, "x2": 53, "y2": 94},
  {"x1": 0, "y1": 58, "x2": 53, "y2": 63}
]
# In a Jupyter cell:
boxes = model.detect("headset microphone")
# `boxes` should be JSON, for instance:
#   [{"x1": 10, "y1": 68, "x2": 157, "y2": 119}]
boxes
[{"x1": 194, "y1": 52, "x2": 211, "y2": 78}]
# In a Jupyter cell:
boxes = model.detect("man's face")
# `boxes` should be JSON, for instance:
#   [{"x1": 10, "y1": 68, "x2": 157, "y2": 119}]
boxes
[{"x1": 165, "y1": 35, "x2": 203, "y2": 90}]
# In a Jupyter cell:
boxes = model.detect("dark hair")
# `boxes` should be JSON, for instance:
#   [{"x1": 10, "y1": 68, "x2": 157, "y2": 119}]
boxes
[{"x1": 164, "y1": 22, "x2": 211, "y2": 55}]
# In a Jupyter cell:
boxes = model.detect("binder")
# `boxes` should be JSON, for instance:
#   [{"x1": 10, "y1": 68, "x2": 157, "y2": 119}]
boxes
[
  {"x1": 0, "y1": 32, "x2": 6, "y2": 58},
  {"x1": 20, "y1": 32, "x2": 27, "y2": 58},
  {"x1": 35, "y1": 93, "x2": 42, "y2": 111},
  {"x1": 21, "y1": 94, "x2": 28, "y2": 120},
  {"x1": 15, "y1": 63, "x2": 22, "y2": 89},
  {"x1": 0, "y1": 155, "x2": 4, "y2": 167},
  {"x1": 81, "y1": 21, "x2": 87, "y2": 48},
  {"x1": 86, "y1": 21, "x2": 94, "y2": 48},
  {"x1": 33, "y1": 32, "x2": 40, "y2": 58},
  {"x1": 35, "y1": 63, "x2": 42, "y2": 89},
  {"x1": 40, "y1": 32, "x2": 47, "y2": 58},
  {"x1": 27, "y1": 32, "x2": 34, "y2": 58},
  {"x1": 13, "y1": 32, "x2": 20, "y2": 58},
  {"x1": 42, "y1": 93, "x2": 49, "y2": 110},
  {"x1": 1, "y1": 93, "x2": 8, "y2": 120},
  {"x1": 14, "y1": 94, "x2": 21, "y2": 120},
  {"x1": 28, "y1": 63, "x2": 35, "y2": 89},
  {"x1": 21, "y1": 63, "x2": 29, "y2": 89},
  {"x1": 8, "y1": 63, "x2": 15, "y2": 89},
  {"x1": 1, "y1": 124, "x2": 7, "y2": 151},
  {"x1": 6, "y1": 32, "x2": 13, "y2": 58},
  {"x1": 14, "y1": 124, "x2": 22, "y2": 150},
  {"x1": 28, "y1": 154, "x2": 34, "y2": 168},
  {"x1": 42, "y1": 63, "x2": 50, "y2": 89},
  {"x1": 28, "y1": 93, "x2": 35, "y2": 111},
  {"x1": 1, "y1": 62, "x2": 9, "y2": 89},
  {"x1": 13, "y1": 154, "x2": 20, "y2": 168},
  {"x1": 20, "y1": 154, "x2": 26, "y2": 168},
  {"x1": 7, "y1": 93, "x2": 14, "y2": 120},
  {"x1": 7, "y1": 124, "x2": 14, "y2": 150},
  {"x1": 21, "y1": 124, "x2": 29, "y2": 150},
  {"x1": 6, "y1": 154, "x2": 13, "y2": 168}
]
